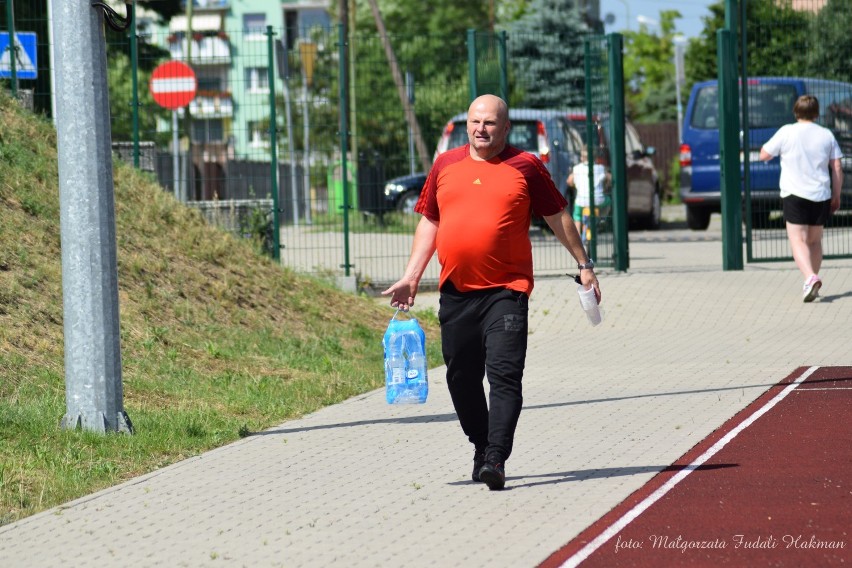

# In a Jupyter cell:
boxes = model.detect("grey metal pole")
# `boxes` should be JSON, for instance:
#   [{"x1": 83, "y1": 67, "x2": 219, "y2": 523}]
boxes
[
  {"x1": 302, "y1": 80, "x2": 312, "y2": 225},
  {"x1": 172, "y1": 110, "x2": 180, "y2": 200},
  {"x1": 52, "y1": 0, "x2": 132, "y2": 434},
  {"x1": 284, "y1": 76, "x2": 299, "y2": 226},
  {"x1": 6, "y1": 0, "x2": 17, "y2": 97},
  {"x1": 673, "y1": 36, "x2": 686, "y2": 145}
]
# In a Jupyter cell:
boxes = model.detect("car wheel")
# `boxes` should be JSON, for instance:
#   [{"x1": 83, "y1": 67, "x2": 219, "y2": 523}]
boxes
[
  {"x1": 686, "y1": 206, "x2": 712, "y2": 231},
  {"x1": 644, "y1": 191, "x2": 662, "y2": 230},
  {"x1": 396, "y1": 190, "x2": 420, "y2": 214}
]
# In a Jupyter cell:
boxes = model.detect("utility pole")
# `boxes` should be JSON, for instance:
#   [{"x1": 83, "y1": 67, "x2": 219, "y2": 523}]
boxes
[{"x1": 52, "y1": 1, "x2": 132, "y2": 434}]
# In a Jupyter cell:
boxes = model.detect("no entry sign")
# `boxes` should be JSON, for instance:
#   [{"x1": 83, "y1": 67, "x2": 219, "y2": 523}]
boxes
[{"x1": 150, "y1": 61, "x2": 197, "y2": 110}]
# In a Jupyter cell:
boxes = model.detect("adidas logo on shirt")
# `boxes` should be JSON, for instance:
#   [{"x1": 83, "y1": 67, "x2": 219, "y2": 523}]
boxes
[{"x1": 473, "y1": 178, "x2": 482, "y2": 185}]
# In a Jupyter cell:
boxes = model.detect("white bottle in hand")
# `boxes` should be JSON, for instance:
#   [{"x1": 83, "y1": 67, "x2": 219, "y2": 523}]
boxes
[{"x1": 577, "y1": 285, "x2": 602, "y2": 326}]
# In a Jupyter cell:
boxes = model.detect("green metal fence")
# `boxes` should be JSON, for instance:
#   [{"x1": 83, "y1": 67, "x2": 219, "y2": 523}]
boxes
[
  {"x1": 739, "y1": 0, "x2": 852, "y2": 262},
  {"x1": 580, "y1": 33, "x2": 629, "y2": 271},
  {"x1": 3, "y1": 2, "x2": 632, "y2": 289},
  {"x1": 1, "y1": 0, "x2": 50, "y2": 114}
]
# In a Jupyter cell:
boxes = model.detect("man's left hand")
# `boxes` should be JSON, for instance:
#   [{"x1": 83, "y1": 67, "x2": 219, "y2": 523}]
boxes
[{"x1": 580, "y1": 269, "x2": 601, "y2": 304}]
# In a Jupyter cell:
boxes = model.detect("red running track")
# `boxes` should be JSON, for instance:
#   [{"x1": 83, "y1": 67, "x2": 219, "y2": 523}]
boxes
[{"x1": 541, "y1": 366, "x2": 852, "y2": 567}]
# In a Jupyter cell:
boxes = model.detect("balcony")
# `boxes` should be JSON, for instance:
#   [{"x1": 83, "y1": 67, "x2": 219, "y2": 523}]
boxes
[
  {"x1": 180, "y1": 0, "x2": 230, "y2": 11},
  {"x1": 170, "y1": 13, "x2": 223, "y2": 32},
  {"x1": 188, "y1": 91, "x2": 233, "y2": 119},
  {"x1": 168, "y1": 34, "x2": 231, "y2": 65}
]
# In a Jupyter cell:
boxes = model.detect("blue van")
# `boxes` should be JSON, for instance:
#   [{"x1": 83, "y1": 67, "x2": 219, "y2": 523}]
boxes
[{"x1": 679, "y1": 77, "x2": 852, "y2": 230}]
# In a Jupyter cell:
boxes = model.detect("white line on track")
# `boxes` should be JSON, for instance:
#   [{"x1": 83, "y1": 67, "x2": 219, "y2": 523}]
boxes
[{"x1": 559, "y1": 366, "x2": 818, "y2": 568}]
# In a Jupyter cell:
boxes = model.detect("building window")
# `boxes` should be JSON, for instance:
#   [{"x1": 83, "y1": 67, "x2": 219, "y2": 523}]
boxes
[
  {"x1": 192, "y1": 119, "x2": 224, "y2": 143},
  {"x1": 247, "y1": 120, "x2": 270, "y2": 147},
  {"x1": 244, "y1": 13, "x2": 266, "y2": 37},
  {"x1": 283, "y1": 8, "x2": 331, "y2": 48},
  {"x1": 197, "y1": 76, "x2": 223, "y2": 92},
  {"x1": 137, "y1": 20, "x2": 153, "y2": 41},
  {"x1": 244, "y1": 67, "x2": 269, "y2": 92}
]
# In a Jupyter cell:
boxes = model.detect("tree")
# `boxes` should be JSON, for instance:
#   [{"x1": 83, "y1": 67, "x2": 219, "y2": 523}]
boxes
[
  {"x1": 324, "y1": 0, "x2": 493, "y2": 176},
  {"x1": 275, "y1": 27, "x2": 342, "y2": 157},
  {"x1": 139, "y1": 0, "x2": 184, "y2": 22},
  {"x1": 106, "y1": 51, "x2": 169, "y2": 144},
  {"x1": 506, "y1": 0, "x2": 588, "y2": 108},
  {"x1": 101, "y1": 10, "x2": 171, "y2": 144},
  {"x1": 810, "y1": 0, "x2": 852, "y2": 84},
  {"x1": 684, "y1": 0, "x2": 812, "y2": 90},
  {"x1": 622, "y1": 10, "x2": 682, "y2": 123}
]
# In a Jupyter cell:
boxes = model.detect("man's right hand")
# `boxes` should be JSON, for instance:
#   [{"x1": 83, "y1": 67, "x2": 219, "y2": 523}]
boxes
[{"x1": 381, "y1": 279, "x2": 418, "y2": 312}]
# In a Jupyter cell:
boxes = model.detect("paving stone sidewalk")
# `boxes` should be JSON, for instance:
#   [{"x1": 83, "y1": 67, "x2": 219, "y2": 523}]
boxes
[{"x1": 2, "y1": 223, "x2": 851, "y2": 568}]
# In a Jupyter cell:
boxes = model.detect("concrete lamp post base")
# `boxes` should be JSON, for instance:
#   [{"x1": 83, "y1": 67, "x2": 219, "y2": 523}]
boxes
[{"x1": 61, "y1": 411, "x2": 134, "y2": 435}]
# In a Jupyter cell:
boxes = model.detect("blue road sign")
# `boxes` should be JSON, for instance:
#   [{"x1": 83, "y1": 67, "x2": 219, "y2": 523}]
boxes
[{"x1": 0, "y1": 32, "x2": 38, "y2": 80}]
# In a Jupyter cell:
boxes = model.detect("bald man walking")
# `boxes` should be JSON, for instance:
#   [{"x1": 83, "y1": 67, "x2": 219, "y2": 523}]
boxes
[{"x1": 383, "y1": 95, "x2": 600, "y2": 490}]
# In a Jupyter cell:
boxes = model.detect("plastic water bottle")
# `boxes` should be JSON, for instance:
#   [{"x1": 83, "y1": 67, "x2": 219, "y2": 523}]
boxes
[
  {"x1": 405, "y1": 348, "x2": 428, "y2": 404},
  {"x1": 577, "y1": 285, "x2": 603, "y2": 326},
  {"x1": 386, "y1": 346, "x2": 406, "y2": 404},
  {"x1": 383, "y1": 311, "x2": 429, "y2": 404}
]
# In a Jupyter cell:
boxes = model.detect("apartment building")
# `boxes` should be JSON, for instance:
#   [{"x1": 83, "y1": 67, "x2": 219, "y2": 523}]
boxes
[{"x1": 158, "y1": 0, "x2": 330, "y2": 200}]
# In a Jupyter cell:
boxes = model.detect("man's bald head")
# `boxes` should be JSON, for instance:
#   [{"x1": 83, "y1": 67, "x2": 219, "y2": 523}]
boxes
[
  {"x1": 466, "y1": 95, "x2": 510, "y2": 160},
  {"x1": 468, "y1": 94, "x2": 508, "y2": 122}
]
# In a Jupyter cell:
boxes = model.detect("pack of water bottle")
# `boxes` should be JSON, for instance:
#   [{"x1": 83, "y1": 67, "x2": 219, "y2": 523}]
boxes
[{"x1": 383, "y1": 310, "x2": 428, "y2": 404}]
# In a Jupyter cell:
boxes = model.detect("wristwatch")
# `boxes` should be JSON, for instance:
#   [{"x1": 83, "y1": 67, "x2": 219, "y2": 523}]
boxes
[{"x1": 578, "y1": 259, "x2": 595, "y2": 270}]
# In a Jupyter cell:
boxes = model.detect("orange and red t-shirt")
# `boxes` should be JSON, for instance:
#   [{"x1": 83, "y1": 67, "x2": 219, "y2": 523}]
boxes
[{"x1": 414, "y1": 144, "x2": 567, "y2": 296}]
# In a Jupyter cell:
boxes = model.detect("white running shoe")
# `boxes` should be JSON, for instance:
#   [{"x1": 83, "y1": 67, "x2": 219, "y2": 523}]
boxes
[{"x1": 802, "y1": 275, "x2": 822, "y2": 303}]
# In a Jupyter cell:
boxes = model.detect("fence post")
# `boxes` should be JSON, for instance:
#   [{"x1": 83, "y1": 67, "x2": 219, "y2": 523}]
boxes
[
  {"x1": 129, "y1": 1, "x2": 140, "y2": 169},
  {"x1": 498, "y1": 30, "x2": 508, "y2": 103},
  {"x1": 5, "y1": 0, "x2": 17, "y2": 97},
  {"x1": 583, "y1": 37, "x2": 598, "y2": 263},
  {"x1": 739, "y1": 0, "x2": 754, "y2": 260},
  {"x1": 266, "y1": 26, "x2": 281, "y2": 261},
  {"x1": 717, "y1": 27, "x2": 744, "y2": 270},
  {"x1": 608, "y1": 33, "x2": 629, "y2": 272},
  {"x1": 338, "y1": 23, "x2": 353, "y2": 278},
  {"x1": 467, "y1": 29, "x2": 477, "y2": 102}
]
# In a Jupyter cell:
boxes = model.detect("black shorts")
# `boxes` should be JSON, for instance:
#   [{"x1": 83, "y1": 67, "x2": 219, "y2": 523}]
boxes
[{"x1": 782, "y1": 194, "x2": 831, "y2": 226}]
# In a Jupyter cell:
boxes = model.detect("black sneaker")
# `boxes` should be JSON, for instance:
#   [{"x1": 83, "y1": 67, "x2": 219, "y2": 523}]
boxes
[
  {"x1": 478, "y1": 457, "x2": 505, "y2": 490},
  {"x1": 471, "y1": 448, "x2": 486, "y2": 482}
]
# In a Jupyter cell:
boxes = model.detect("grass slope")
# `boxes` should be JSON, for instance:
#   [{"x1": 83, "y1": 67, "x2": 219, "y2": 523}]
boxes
[{"x1": 0, "y1": 92, "x2": 440, "y2": 526}]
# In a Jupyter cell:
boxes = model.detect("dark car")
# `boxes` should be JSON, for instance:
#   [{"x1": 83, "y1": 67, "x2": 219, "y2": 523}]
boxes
[
  {"x1": 381, "y1": 171, "x2": 428, "y2": 214},
  {"x1": 566, "y1": 110, "x2": 662, "y2": 229},
  {"x1": 378, "y1": 109, "x2": 585, "y2": 220}
]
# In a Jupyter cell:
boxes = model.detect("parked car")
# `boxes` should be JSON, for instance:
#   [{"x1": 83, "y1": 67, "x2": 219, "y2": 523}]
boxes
[
  {"x1": 434, "y1": 108, "x2": 586, "y2": 206},
  {"x1": 679, "y1": 76, "x2": 852, "y2": 230},
  {"x1": 378, "y1": 109, "x2": 585, "y2": 222},
  {"x1": 565, "y1": 110, "x2": 662, "y2": 229},
  {"x1": 381, "y1": 171, "x2": 428, "y2": 214}
]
